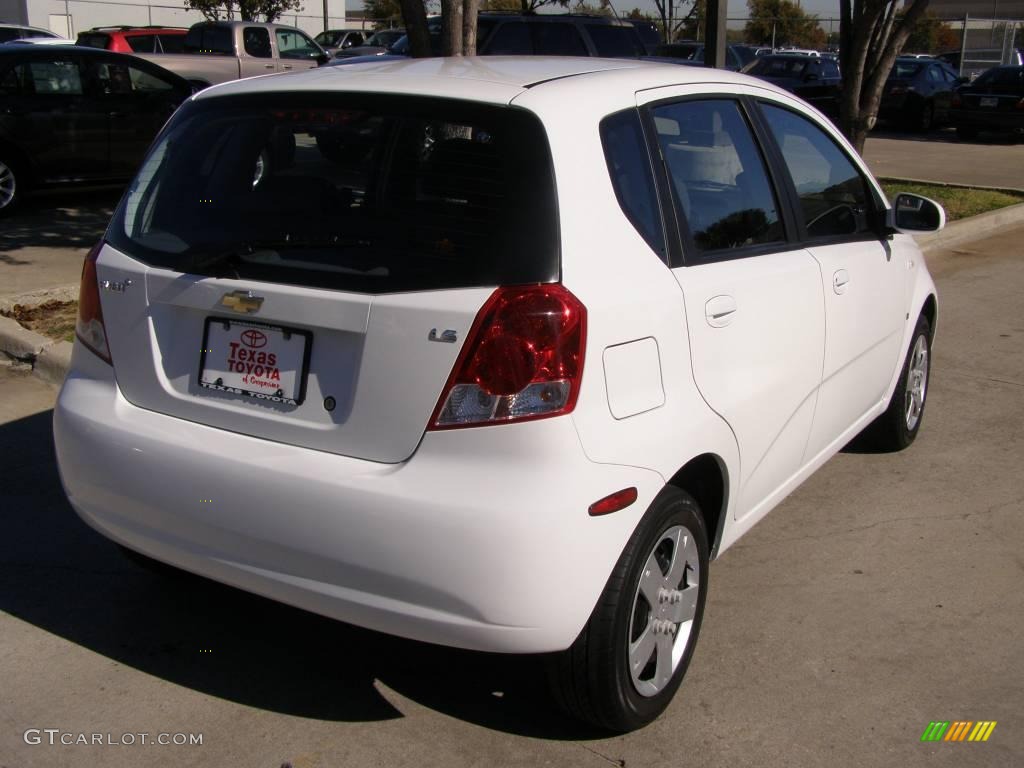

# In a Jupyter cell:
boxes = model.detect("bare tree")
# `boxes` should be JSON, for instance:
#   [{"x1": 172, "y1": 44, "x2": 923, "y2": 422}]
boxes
[
  {"x1": 838, "y1": 0, "x2": 931, "y2": 154},
  {"x1": 439, "y1": 0, "x2": 481, "y2": 55},
  {"x1": 398, "y1": 0, "x2": 432, "y2": 56}
]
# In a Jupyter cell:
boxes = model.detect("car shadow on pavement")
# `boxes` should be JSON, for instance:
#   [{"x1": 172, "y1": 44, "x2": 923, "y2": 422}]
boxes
[
  {"x1": 0, "y1": 408, "x2": 601, "y2": 739},
  {"x1": 0, "y1": 189, "x2": 122, "y2": 254}
]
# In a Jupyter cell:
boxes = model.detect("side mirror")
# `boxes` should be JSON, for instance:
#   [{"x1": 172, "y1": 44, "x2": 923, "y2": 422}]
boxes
[{"x1": 886, "y1": 193, "x2": 946, "y2": 234}]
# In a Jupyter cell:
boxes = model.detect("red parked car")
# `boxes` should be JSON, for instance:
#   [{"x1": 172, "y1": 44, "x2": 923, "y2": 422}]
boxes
[{"x1": 76, "y1": 26, "x2": 187, "y2": 54}]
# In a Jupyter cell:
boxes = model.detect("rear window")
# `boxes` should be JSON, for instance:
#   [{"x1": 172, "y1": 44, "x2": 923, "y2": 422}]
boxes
[
  {"x1": 76, "y1": 32, "x2": 111, "y2": 49},
  {"x1": 890, "y1": 61, "x2": 922, "y2": 80},
  {"x1": 746, "y1": 56, "x2": 808, "y2": 77},
  {"x1": 108, "y1": 94, "x2": 559, "y2": 294}
]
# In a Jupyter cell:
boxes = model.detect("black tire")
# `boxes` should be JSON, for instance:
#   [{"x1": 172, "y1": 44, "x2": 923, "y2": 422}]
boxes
[
  {"x1": 547, "y1": 487, "x2": 709, "y2": 732},
  {"x1": 956, "y1": 125, "x2": 979, "y2": 141},
  {"x1": 0, "y1": 153, "x2": 23, "y2": 215},
  {"x1": 118, "y1": 544, "x2": 191, "y2": 581},
  {"x1": 859, "y1": 314, "x2": 932, "y2": 451}
]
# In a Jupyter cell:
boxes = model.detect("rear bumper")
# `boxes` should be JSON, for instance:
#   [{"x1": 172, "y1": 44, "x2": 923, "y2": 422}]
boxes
[
  {"x1": 53, "y1": 346, "x2": 662, "y2": 653},
  {"x1": 950, "y1": 109, "x2": 1024, "y2": 131}
]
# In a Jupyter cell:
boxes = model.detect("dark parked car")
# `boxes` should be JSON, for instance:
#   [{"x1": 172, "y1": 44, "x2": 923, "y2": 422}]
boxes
[
  {"x1": 384, "y1": 14, "x2": 647, "y2": 59},
  {"x1": 879, "y1": 57, "x2": 962, "y2": 131},
  {"x1": 653, "y1": 40, "x2": 703, "y2": 61},
  {"x1": 0, "y1": 46, "x2": 191, "y2": 213},
  {"x1": 75, "y1": 26, "x2": 187, "y2": 54},
  {"x1": 741, "y1": 54, "x2": 842, "y2": 119},
  {"x1": 332, "y1": 28, "x2": 405, "y2": 59},
  {"x1": 0, "y1": 23, "x2": 61, "y2": 44},
  {"x1": 313, "y1": 28, "x2": 366, "y2": 56},
  {"x1": 950, "y1": 65, "x2": 1024, "y2": 140}
]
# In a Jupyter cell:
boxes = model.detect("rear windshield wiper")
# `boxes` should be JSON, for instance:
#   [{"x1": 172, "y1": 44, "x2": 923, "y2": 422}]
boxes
[{"x1": 188, "y1": 236, "x2": 372, "y2": 275}]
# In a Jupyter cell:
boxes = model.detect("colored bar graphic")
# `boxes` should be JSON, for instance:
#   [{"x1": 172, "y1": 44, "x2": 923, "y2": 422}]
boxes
[
  {"x1": 921, "y1": 720, "x2": 996, "y2": 743},
  {"x1": 945, "y1": 721, "x2": 972, "y2": 741},
  {"x1": 968, "y1": 722, "x2": 997, "y2": 742}
]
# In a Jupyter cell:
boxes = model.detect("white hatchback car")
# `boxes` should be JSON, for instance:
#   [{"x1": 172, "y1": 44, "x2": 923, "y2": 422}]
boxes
[{"x1": 54, "y1": 57, "x2": 941, "y2": 731}]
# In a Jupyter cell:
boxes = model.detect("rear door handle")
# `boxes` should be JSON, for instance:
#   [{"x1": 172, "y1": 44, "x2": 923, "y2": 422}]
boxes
[
  {"x1": 833, "y1": 269, "x2": 850, "y2": 294},
  {"x1": 705, "y1": 295, "x2": 737, "y2": 328},
  {"x1": 264, "y1": 64, "x2": 275, "y2": 69}
]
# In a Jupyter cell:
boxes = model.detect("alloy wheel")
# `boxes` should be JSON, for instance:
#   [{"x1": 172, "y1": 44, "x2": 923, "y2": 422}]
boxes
[
  {"x1": 905, "y1": 334, "x2": 928, "y2": 431},
  {"x1": 627, "y1": 524, "x2": 700, "y2": 697},
  {"x1": 0, "y1": 160, "x2": 15, "y2": 210}
]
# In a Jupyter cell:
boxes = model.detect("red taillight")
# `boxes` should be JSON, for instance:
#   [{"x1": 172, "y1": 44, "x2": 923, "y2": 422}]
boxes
[
  {"x1": 589, "y1": 487, "x2": 638, "y2": 516},
  {"x1": 429, "y1": 284, "x2": 586, "y2": 430},
  {"x1": 951, "y1": 93, "x2": 962, "y2": 107},
  {"x1": 1016, "y1": 97, "x2": 1024, "y2": 110},
  {"x1": 75, "y1": 241, "x2": 112, "y2": 364}
]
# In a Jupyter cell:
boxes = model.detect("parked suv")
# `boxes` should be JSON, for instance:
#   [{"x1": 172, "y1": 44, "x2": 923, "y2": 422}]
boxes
[
  {"x1": 76, "y1": 26, "x2": 187, "y2": 54},
  {"x1": 54, "y1": 57, "x2": 941, "y2": 732}
]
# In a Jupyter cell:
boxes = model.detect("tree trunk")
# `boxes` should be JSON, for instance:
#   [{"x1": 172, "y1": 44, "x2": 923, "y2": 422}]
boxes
[
  {"x1": 399, "y1": 0, "x2": 432, "y2": 58},
  {"x1": 463, "y1": 0, "x2": 479, "y2": 54},
  {"x1": 442, "y1": 0, "x2": 464, "y2": 56}
]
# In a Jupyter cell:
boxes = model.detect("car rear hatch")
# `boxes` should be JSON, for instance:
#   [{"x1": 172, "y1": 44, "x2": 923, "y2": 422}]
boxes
[{"x1": 98, "y1": 91, "x2": 559, "y2": 463}]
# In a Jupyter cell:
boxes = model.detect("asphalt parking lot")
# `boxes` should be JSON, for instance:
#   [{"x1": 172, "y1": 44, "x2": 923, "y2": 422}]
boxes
[{"x1": 1, "y1": 220, "x2": 1022, "y2": 767}]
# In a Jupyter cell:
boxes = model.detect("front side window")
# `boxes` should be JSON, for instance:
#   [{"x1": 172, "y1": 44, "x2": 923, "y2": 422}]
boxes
[
  {"x1": 600, "y1": 109, "x2": 665, "y2": 260},
  {"x1": 760, "y1": 103, "x2": 878, "y2": 240},
  {"x1": 652, "y1": 99, "x2": 784, "y2": 257},
  {"x1": 275, "y1": 29, "x2": 320, "y2": 59},
  {"x1": 110, "y1": 94, "x2": 559, "y2": 294}
]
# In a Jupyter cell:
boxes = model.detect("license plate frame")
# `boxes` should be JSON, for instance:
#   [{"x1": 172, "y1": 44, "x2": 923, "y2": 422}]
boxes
[
  {"x1": 198, "y1": 317, "x2": 312, "y2": 406},
  {"x1": 979, "y1": 96, "x2": 998, "y2": 107}
]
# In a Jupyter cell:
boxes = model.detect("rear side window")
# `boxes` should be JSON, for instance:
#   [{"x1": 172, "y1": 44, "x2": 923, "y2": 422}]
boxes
[
  {"x1": 109, "y1": 94, "x2": 559, "y2": 294},
  {"x1": 126, "y1": 34, "x2": 157, "y2": 53},
  {"x1": 534, "y1": 23, "x2": 587, "y2": 56},
  {"x1": 157, "y1": 34, "x2": 185, "y2": 53},
  {"x1": 760, "y1": 103, "x2": 878, "y2": 240},
  {"x1": 486, "y1": 22, "x2": 533, "y2": 55},
  {"x1": 11, "y1": 59, "x2": 84, "y2": 95},
  {"x1": 652, "y1": 99, "x2": 784, "y2": 257},
  {"x1": 600, "y1": 109, "x2": 665, "y2": 260},
  {"x1": 185, "y1": 25, "x2": 232, "y2": 55},
  {"x1": 244, "y1": 27, "x2": 272, "y2": 58},
  {"x1": 586, "y1": 25, "x2": 644, "y2": 58}
]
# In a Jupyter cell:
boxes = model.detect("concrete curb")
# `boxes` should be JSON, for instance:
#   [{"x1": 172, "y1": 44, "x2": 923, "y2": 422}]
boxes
[
  {"x1": 0, "y1": 316, "x2": 71, "y2": 388},
  {"x1": 3, "y1": 203, "x2": 1024, "y2": 389},
  {"x1": 915, "y1": 202, "x2": 1024, "y2": 254}
]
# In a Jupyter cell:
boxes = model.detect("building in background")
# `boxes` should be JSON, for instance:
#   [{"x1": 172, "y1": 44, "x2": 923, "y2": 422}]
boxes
[
  {"x1": 927, "y1": 0, "x2": 1024, "y2": 18},
  {"x1": 0, "y1": 0, "x2": 352, "y2": 39}
]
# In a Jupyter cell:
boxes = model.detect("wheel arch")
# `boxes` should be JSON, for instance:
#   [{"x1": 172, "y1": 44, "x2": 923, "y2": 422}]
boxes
[
  {"x1": 666, "y1": 453, "x2": 729, "y2": 560},
  {"x1": 0, "y1": 138, "x2": 33, "y2": 183},
  {"x1": 920, "y1": 292, "x2": 937, "y2": 341}
]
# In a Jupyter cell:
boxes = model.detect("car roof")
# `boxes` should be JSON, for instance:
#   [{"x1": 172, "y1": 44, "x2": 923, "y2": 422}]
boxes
[{"x1": 197, "y1": 55, "x2": 788, "y2": 105}]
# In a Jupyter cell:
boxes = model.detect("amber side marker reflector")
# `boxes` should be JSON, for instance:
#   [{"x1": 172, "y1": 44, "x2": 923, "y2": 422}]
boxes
[{"x1": 589, "y1": 487, "x2": 638, "y2": 517}]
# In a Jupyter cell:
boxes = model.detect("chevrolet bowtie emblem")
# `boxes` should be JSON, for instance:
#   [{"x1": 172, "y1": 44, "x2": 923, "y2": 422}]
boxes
[{"x1": 220, "y1": 290, "x2": 264, "y2": 314}]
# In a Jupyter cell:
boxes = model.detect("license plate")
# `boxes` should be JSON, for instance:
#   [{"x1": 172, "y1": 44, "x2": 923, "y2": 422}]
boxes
[
  {"x1": 199, "y1": 318, "x2": 311, "y2": 406},
  {"x1": 980, "y1": 97, "x2": 998, "y2": 107}
]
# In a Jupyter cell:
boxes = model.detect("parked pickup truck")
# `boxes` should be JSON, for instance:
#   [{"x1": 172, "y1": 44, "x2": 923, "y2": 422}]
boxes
[{"x1": 133, "y1": 20, "x2": 329, "y2": 89}]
